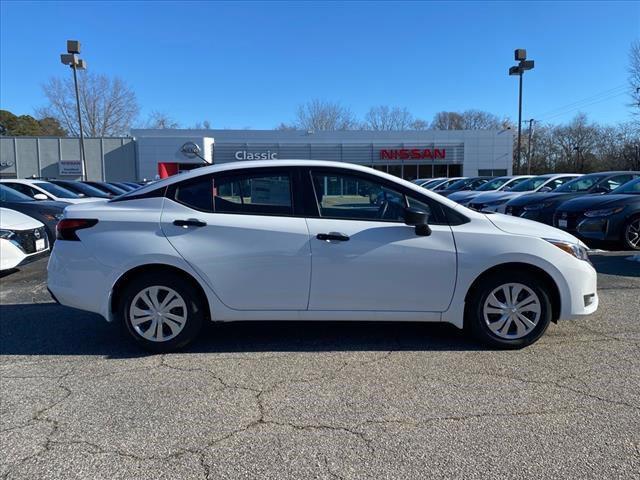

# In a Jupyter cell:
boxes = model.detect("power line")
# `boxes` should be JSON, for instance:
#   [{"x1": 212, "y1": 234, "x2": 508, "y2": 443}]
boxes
[
  {"x1": 537, "y1": 91, "x2": 628, "y2": 122},
  {"x1": 532, "y1": 84, "x2": 627, "y2": 120}
]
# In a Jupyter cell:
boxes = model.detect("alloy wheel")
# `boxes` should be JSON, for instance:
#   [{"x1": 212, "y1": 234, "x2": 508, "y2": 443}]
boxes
[
  {"x1": 626, "y1": 218, "x2": 640, "y2": 249},
  {"x1": 483, "y1": 283, "x2": 542, "y2": 340},
  {"x1": 129, "y1": 286, "x2": 188, "y2": 342}
]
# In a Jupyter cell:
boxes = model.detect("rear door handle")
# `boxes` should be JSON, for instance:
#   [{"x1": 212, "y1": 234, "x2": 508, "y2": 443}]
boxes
[
  {"x1": 173, "y1": 219, "x2": 207, "y2": 228},
  {"x1": 316, "y1": 232, "x2": 350, "y2": 242}
]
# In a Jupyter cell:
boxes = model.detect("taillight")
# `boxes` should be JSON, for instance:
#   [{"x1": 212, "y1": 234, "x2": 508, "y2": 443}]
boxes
[{"x1": 56, "y1": 219, "x2": 98, "y2": 241}]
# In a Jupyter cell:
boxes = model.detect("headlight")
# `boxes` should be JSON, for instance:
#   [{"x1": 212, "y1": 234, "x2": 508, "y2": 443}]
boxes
[
  {"x1": 0, "y1": 229, "x2": 15, "y2": 240},
  {"x1": 583, "y1": 206, "x2": 624, "y2": 218},
  {"x1": 544, "y1": 238, "x2": 590, "y2": 262},
  {"x1": 524, "y1": 202, "x2": 553, "y2": 211}
]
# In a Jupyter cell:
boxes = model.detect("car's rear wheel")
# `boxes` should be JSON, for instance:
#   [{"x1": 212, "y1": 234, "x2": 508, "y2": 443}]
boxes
[
  {"x1": 622, "y1": 216, "x2": 640, "y2": 250},
  {"x1": 467, "y1": 272, "x2": 552, "y2": 349},
  {"x1": 120, "y1": 273, "x2": 204, "y2": 352}
]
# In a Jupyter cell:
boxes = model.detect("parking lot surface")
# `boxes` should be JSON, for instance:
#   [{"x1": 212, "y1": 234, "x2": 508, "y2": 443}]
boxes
[{"x1": 1, "y1": 255, "x2": 639, "y2": 479}]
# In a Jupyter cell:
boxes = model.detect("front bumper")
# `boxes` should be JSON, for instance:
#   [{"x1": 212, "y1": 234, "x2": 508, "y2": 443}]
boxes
[{"x1": 558, "y1": 256, "x2": 599, "y2": 320}]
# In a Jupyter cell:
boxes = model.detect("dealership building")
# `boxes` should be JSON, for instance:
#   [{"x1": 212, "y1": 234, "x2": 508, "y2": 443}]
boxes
[{"x1": 0, "y1": 129, "x2": 513, "y2": 181}]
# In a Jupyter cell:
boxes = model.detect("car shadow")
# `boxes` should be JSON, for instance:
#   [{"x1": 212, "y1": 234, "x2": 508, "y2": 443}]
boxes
[{"x1": 0, "y1": 303, "x2": 483, "y2": 358}]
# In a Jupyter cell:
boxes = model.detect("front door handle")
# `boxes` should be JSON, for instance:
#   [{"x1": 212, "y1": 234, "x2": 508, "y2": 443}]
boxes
[
  {"x1": 173, "y1": 219, "x2": 207, "y2": 228},
  {"x1": 316, "y1": 232, "x2": 350, "y2": 242}
]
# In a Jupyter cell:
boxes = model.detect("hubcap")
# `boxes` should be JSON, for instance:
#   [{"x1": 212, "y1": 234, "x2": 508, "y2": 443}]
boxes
[
  {"x1": 626, "y1": 219, "x2": 640, "y2": 249},
  {"x1": 483, "y1": 283, "x2": 541, "y2": 340},
  {"x1": 129, "y1": 286, "x2": 187, "y2": 342}
]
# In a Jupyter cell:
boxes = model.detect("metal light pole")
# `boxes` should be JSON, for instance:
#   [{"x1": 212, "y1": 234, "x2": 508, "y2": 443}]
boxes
[
  {"x1": 60, "y1": 40, "x2": 88, "y2": 180},
  {"x1": 525, "y1": 118, "x2": 535, "y2": 174},
  {"x1": 509, "y1": 49, "x2": 535, "y2": 174}
]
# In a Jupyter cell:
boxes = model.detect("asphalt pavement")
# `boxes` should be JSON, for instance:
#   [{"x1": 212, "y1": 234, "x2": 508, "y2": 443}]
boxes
[{"x1": 1, "y1": 254, "x2": 639, "y2": 479}]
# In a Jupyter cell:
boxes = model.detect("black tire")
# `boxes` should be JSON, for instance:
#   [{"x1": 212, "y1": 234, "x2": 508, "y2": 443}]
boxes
[
  {"x1": 466, "y1": 271, "x2": 553, "y2": 349},
  {"x1": 119, "y1": 272, "x2": 204, "y2": 353},
  {"x1": 622, "y1": 215, "x2": 640, "y2": 251}
]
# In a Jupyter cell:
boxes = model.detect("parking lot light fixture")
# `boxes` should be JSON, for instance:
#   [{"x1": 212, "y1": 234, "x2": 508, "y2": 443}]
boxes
[
  {"x1": 60, "y1": 40, "x2": 88, "y2": 181},
  {"x1": 509, "y1": 49, "x2": 535, "y2": 174}
]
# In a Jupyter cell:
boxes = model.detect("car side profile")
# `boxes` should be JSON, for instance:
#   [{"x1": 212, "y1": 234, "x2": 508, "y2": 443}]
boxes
[{"x1": 48, "y1": 160, "x2": 598, "y2": 352}]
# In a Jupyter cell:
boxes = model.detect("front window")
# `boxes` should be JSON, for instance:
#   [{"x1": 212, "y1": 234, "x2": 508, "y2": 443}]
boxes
[
  {"x1": 34, "y1": 182, "x2": 81, "y2": 199},
  {"x1": 311, "y1": 172, "x2": 406, "y2": 221},
  {"x1": 555, "y1": 175, "x2": 601, "y2": 192},
  {"x1": 477, "y1": 177, "x2": 510, "y2": 191},
  {"x1": 510, "y1": 176, "x2": 552, "y2": 192}
]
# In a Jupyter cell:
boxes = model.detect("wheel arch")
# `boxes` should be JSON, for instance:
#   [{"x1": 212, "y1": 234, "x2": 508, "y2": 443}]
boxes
[
  {"x1": 110, "y1": 263, "x2": 212, "y2": 323},
  {"x1": 464, "y1": 262, "x2": 561, "y2": 324}
]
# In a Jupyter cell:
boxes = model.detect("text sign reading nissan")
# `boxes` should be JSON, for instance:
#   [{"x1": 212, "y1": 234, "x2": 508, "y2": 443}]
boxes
[{"x1": 379, "y1": 148, "x2": 446, "y2": 160}]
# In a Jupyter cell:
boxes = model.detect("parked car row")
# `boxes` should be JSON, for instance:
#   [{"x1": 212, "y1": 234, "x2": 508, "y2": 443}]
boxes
[
  {"x1": 430, "y1": 171, "x2": 640, "y2": 250},
  {"x1": 0, "y1": 178, "x2": 143, "y2": 270}
]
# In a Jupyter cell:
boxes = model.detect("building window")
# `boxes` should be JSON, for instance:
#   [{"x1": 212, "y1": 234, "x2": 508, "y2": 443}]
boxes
[{"x1": 448, "y1": 165, "x2": 463, "y2": 177}]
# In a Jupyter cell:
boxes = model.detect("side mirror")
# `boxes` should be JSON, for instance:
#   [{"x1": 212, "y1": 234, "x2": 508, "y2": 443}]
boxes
[
  {"x1": 33, "y1": 193, "x2": 48, "y2": 201},
  {"x1": 539, "y1": 186, "x2": 552, "y2": 192},
  {"x1": 404, "y1": 207, "x2": 431, "y2": 236}
]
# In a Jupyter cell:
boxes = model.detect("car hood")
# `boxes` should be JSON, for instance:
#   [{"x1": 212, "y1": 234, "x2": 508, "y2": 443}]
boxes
[
  {"x1": 487, "y1": 212, "x2": 582, "y2": 244},
  {"x1": 0, "y1": 207, "x2": 44, "y2": 230},
  {"x1": 507, "y1": 191, "x2": 581, "y2": 207},
  {"x1": 557, "y1": 194, "x2": 639, "y2": 212},
  {"x1": 447, "y1": 190, "x2": 486, "y2": 202},
  {"x1": 472, "y1": 191, "x2": 526, "y2": 203}
]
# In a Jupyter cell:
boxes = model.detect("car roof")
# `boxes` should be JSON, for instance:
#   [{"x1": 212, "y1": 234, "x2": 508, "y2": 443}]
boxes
[{"x1": 122, "y1": 160, "x2": 471, "y2": 212}]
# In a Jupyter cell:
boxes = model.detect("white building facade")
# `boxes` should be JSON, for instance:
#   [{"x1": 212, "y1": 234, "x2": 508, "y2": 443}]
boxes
[{"x1": 132, "y1": 129, "x2": 513, "y2": 181}]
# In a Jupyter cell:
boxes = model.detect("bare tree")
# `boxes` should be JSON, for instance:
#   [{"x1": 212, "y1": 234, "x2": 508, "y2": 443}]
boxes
[
  {"x1": 431, "y1": 110, "x2": 504, "y2": 130},
  {"x1": 363, "y1": 106, "x2": 417, "y2": 130},
  {"x1": 293, "y1": 99, "x2": 357, "y2": 131},
  {"x1": 143, "y1": 111, "x2": 180, "y2": 129},
  {"x1": 38, "y1": 72, "x2": 139, "y2": 136},
  {"x1": 629, "y1": 40, "x2": 640, "y2": 116},
  {"x1": 410, "y1": 118, "x2": 430, "y2": 130}
]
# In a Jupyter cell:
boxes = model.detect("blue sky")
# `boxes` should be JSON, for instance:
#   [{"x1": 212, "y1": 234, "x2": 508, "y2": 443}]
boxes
[{"x1": 1, "y1": 1, "x2": 638, "y2": 129}]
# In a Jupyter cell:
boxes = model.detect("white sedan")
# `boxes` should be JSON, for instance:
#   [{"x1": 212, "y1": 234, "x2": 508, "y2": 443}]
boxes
[
  {"x1": 1, "y1": 207, "x2": 50, "y2": 270},
  {"x1": 48, "y1": 160, "x2": 598, "y2": 352}
]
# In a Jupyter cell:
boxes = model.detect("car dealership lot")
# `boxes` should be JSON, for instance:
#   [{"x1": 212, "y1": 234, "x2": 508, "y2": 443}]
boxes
[{"x1": 1, "y1": 256, "x2": 639, "y2": 479}]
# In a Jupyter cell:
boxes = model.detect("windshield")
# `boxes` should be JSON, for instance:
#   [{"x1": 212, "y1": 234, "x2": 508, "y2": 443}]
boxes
[
  {"x1": 0, "y1": 184, "x2": 34, "y2": 202},
  {"x1": 421, "y1": 179, "x2": 443, "y2": 188},
  {"x1": 555, "y1": 175, "x2": 601, "y2": 192},
  {"x1": 510, "y1": 176, "x2": 552, "y2": 192},
  {"x1": 610, "y1": 178, "x2": 640, "y2": 194},
  {"x1": 444, "y1": 178, "x2": 472, "y2": 190},
  {"x1": 34, "y1": 182, "x2": 81, "y2": 198},
  {"x1": 477, "y1": 177, "x2": 510, "y2": 191},
  {"x1": 54, "y1": 181, "x2": 110, "y2": 198}
]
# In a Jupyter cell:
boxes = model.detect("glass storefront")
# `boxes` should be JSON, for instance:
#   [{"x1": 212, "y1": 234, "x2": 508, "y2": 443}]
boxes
[{"x1": 371, "y1": 163, "x2": 463, "y2": 180}]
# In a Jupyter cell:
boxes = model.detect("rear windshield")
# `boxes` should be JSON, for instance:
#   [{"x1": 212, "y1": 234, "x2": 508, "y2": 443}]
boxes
[
  {"x1": 611, "y1": 178, "x2": 640, "y2": 194},
  {"x1": 34, "y1": 182, "x2": 81, "y2": 198}
]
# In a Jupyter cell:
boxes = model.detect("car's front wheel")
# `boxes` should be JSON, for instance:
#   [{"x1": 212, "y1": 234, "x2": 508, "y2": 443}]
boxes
[
  {"x1": 120, "y1": 273, "x2": 204, "y2": 352},
  {"x1": 622, "y1": 216, "x2": 640, "y2": 250},
  {"x1": 467, "y1": 272, "x2": 552, "y2": 349}
]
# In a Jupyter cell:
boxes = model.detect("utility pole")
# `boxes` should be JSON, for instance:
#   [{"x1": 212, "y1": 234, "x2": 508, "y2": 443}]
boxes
[
  {"x1": 509, "y1": 49, "x2": 535, "y2": 174},
  {"x1": 60, "y1": 40, "x2": 88, "y2": 181},
  {"x1": 525, "y1": 119, "x2": 535, "y2": 175}
]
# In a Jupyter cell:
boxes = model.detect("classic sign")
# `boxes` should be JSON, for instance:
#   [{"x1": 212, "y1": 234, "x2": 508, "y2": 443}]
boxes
[{"x1": 235, "y1": 150, "x2": 278, "y2": 160}]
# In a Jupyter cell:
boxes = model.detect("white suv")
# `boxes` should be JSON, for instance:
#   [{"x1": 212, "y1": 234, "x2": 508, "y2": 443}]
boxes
[
  {"x1": 0, "y1": 208, "x2": 50, "y2": 270},
  {"x1": 48, "y1": 160, "x2": 598, "y2": 352}
]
